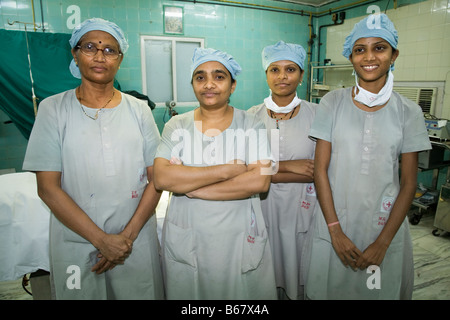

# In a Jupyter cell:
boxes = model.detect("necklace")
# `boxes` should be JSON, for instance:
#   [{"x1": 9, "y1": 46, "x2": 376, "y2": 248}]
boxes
[
  {"x1": 77, "y1": 87, "x2": 115, "y2": 120},
  {"x1": 269, "y1": 106, "x2": 297, "y2": 129}
]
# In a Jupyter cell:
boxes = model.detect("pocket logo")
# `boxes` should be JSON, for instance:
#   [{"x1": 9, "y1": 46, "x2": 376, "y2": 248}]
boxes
[{"x1": 381, "y1": 197, "x2": 394, "y2": 212}]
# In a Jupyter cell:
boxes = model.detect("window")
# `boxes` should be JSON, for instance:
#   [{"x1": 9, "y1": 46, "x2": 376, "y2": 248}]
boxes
[{"x1": 140, "y1": 36, "x2": 204, "y2": 107}]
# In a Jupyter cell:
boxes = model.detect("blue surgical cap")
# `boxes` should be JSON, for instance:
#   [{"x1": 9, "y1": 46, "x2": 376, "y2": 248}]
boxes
[
  {"x1": 69, "y1": 18, "x2": 129, "y2": 79},
  {"x1": 190, "y1": 48, "x2": 242, "y2": 80},
  {"x1": 342, "y1": 13, "x2": 398, "y2": 60},
  {"x1": 262, "y1": 41, "x2": 306, "y2": 71}
]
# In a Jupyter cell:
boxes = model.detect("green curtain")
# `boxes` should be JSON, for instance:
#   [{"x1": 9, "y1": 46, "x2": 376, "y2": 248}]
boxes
[
  {"x1": 0, "y1": 29, "x2": 81, "y2": 139},
  {"x1": 0, "y1": 29, "x2": 134, "y2": 139}
]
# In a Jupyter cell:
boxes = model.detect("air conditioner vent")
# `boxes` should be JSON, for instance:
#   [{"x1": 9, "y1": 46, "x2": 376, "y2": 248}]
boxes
[
  {"x1": 395, "y1": 87, "x2": 419, "y2": 101},
  {"x1": 418, "y1": 89, "x2": 435, "y2": 113},
  {"x1": 394, "y1": 86, "x2": 436, "y2": 113}
]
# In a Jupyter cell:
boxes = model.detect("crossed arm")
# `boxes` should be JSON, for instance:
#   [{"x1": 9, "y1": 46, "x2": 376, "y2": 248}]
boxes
[
  {"x1": 270, "y1": 159, "x2": 314, "y2": 184},
  {"x1": 153, "y1": 157, "x2": 271, "y2": 200}
]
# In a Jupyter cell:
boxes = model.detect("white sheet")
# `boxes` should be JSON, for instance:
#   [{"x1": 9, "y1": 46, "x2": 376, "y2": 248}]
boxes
[{"x1": 0, "y1": 172, "x2": 51, "y2": 281}]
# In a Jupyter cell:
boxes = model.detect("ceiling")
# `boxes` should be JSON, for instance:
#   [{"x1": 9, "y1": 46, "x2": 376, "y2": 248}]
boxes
[{"x1": 271, "y1": 0, "x2": 340, "y2": 7}]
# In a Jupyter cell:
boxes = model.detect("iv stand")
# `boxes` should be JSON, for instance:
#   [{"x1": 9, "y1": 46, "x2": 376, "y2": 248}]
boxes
[{"x1": 7, "y1": 20, "x2": 41, "y2": 117}]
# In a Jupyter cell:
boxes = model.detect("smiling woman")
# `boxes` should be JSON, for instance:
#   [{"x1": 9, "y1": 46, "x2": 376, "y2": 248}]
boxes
[
  {"x1": 349, "y1": 37, "x2": 399, "y2": 110},
  {"x1": 304, "y1": 13, "x2": 432, "y2": 300}
]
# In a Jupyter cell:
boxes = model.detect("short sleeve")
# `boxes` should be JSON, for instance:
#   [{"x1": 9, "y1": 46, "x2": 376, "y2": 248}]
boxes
[
  {"x1": 309, "y1": 92, "x2": 334, "y2": 142},
  {"x1": 400, "y1": 97, "x2": 431, "y2": 153},
  {"x1": 155, "y1": 117, "x2": 180, "y2": 161},
  {"x1": 22, "y1": 96, "x2": 63, "y2": 172},
  {"x1": 140, "y1": 103, "x2": 161, "y2": 167},
  {"x1": 245, "y1": 112, "x2": 273, "y2": 165}
]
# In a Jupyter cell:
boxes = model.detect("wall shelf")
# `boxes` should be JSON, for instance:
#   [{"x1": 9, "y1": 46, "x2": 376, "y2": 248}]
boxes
[{"x1": 309, "y1": 64, "x2": 354, "y2": 103}]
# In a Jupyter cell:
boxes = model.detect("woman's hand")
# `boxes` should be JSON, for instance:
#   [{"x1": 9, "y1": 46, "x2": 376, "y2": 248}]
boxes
[
  {"x1": 169, "y1": 156, "x2": 183, "y2": 165},
  {"x1": 285, "y1": 159, "x2": 314, "y2": 178},
  {"x1": 329, "y1": 225, "x2": 363, "y2": 270},
  {"x1": 91, "y1": 234, "x2": 133, "y2": 274},
  {"x1": 356, "y1": 240, "x2": 389, "y2": 270},
  {"x1": 185, "y1": 159, "x2": 247, "y2": 199}
]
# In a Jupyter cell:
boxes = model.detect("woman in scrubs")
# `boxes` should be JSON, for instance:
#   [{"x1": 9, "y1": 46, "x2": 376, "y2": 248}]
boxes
[
  {"x1": 304, "y1": 13, "x2": 431, "y2": 299},
  {"x1": 154, "y1": 48, "x2": 277, "y2": 299},
  {"x1": 23, "y1": 18, "x2": 164, "y2": 299},
  {"x1": 248, "y1": 41, "x2": 316, "y2": 300}
]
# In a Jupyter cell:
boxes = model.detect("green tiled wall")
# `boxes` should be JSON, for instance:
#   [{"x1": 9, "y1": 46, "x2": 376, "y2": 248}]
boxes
[
  {"x1": 0, "y1": 0, "x2": 435, "y2": 174},
  {"x1": 1, "y1": 0, "x2": 314, "y2": 171}
]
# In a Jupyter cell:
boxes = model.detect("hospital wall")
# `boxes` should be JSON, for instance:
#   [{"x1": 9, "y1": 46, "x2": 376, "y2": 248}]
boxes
[
  {"x1": 321, "y1": 0, "x2": 450, "y2": 190},
  {"x1": 0, "y1": 0, "x2": 446, "y2": 177},
  {"x1": 323, "y1": 0, "x2": 450, "y2": 118},
  {"x1": 0, "y1": 0, "x2": 312, "y2": 124},
  {"x1": 0, "y1": 0, "x2": 312, "y2": 172}
]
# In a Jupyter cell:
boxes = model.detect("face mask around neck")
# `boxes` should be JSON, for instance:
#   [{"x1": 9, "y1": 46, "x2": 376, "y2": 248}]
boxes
[
  {"x1": 264, "y1": 91, "x2": 301, "y2": 114},
  {"x1": 353, "y1": 70, "x2": 394, "y2": 108}
]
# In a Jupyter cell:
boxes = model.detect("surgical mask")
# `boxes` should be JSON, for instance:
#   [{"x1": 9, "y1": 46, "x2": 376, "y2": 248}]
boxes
[
  {"x1": 264, "y1": 91, "x2": 301, "y2": 113},
  {"x1": 353, "y1": 70, "x2": 394, "y2": 107}
]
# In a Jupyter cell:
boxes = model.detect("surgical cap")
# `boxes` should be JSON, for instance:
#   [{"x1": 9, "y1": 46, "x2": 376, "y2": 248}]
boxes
[
  {"x1": 190, "y1": 48, "x2": 242, "y2": 80},
  {"x1": 262, "y1": 41, "x2": 306, "y2": 71},
  {"x1": 69, "y1": 18, "x2": 129, "y2": 79},
  {"x1": 342, "y1": 13, "x2": 398, "y2": 60}
]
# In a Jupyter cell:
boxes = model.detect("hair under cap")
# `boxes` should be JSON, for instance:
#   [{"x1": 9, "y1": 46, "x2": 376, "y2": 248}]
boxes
[
  {"x1": 190, "y1": 48, "x2": 242, "y2": 80},
  {"x1": 342, "y1": 13, "x2": 398, "y2": 60},
  {"x1": 261, "y1": 40, "x2": 306, "y2": 71},
  {"x1": 69, "y1": 18, "x2": 129, "y2": 79}
]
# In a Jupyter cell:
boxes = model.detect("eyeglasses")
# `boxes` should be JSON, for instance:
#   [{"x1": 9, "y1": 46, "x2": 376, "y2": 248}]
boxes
[{"x1": 76, "y1": 42, "x2": 122, "y2": 60}]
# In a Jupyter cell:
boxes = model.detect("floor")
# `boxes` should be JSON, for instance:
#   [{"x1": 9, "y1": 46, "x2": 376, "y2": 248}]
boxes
[
  {"x1": 408, "y1": 210, "x2": 450, "y2": 299},
  {"x1": 1, "y1": 209, "x2": 449, "y2": 300}
]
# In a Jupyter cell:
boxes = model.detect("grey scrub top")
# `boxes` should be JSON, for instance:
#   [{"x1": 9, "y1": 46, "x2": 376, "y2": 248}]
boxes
[
  {"x1": 156, "y1": 107, "x2": 277, "y2": 299},
  {"x1": 23, "y1": 89, "x2": 164, "y2": 299},
  {"x1": 304, "y1": 88, "x2": 431, "y2": 300},
  {"x1": 248, "y1": 101, "x2": 317, "y2": 300}
]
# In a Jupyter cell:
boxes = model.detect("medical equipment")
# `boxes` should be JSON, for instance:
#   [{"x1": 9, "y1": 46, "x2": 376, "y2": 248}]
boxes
[
  {"x1": 412, "y1": 141, "x2": 450, "y2": 224},
  {"x1": 418, "y1": 147, "x2": 445, "y2": 169},
  {"x1": 164, "y1": 100, "x2": 178, "y2": 121},
  {"x1": 433, "y1": 184, "x2": 450, "y2": 236},
  {"x1": 425, "y1": 118, "x2": 450, "y2": 140}
]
